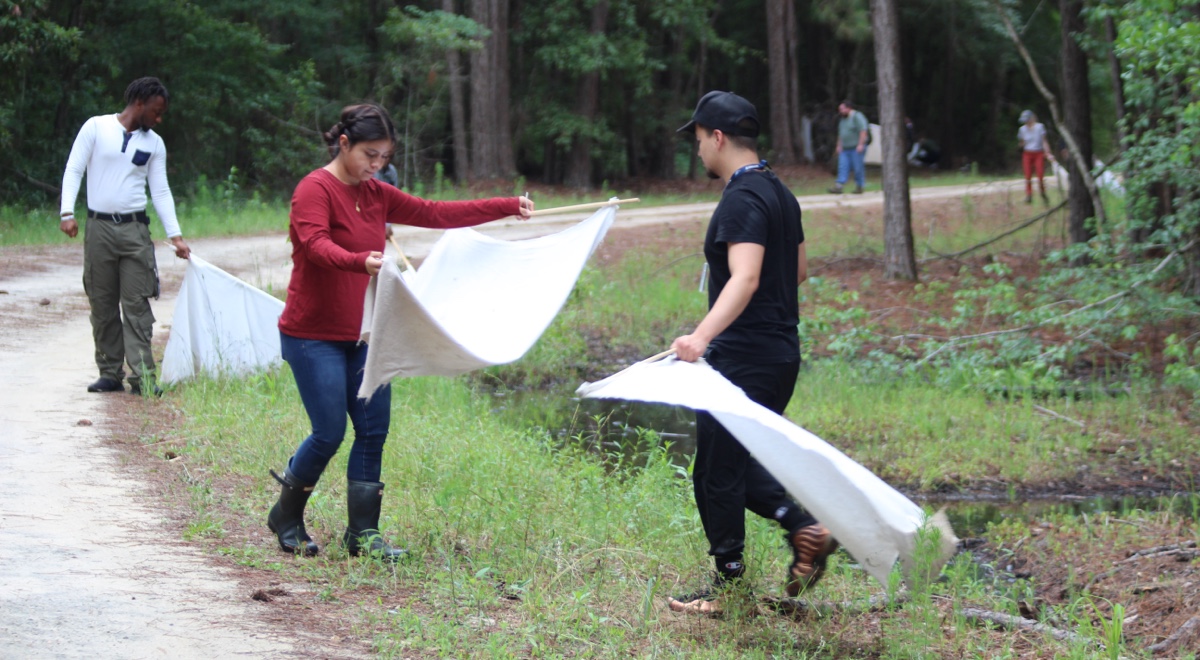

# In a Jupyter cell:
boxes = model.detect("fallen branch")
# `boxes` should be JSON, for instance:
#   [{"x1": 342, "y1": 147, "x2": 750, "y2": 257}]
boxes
[
  {"x1": 1032, "y1": 404, "x2": 1085, "y2": 428},
  {"x1": 1124, "y1": 540, "x2": 1197, "y2": 562},
  {"x1": 1123, "y1": 548, "x2": 1197, "y2": 563},
  {"x1": 960, "y1": 607, "x2": 1093, "y2": 645},
  {"x1": 11, "y1": 167, "x2": 61, "y2": 195},
  {"x1": 253, "y1": 107, "x2": 323, "y2": 137},
  {"x1": 1148, "y1": 616, "x2": 1200, "y2": 655},
  {"x1": 920, "y1": 202, "x2": 1065, "y2": 263},
  {"x1": 649, "y1": 252, "x2": 702, "y2": 278}
]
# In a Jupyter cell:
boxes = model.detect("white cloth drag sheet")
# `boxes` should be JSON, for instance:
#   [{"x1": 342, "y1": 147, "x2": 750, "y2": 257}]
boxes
[
  {"x1": 358, "y1": 206, "x2": 616, "y2": 397},
  {"x1": 576, "y1": 357, "x2": 939, "y2": 588},
  {"x1": 160, "y1": 255, "x2": 285, "y2": 384}
]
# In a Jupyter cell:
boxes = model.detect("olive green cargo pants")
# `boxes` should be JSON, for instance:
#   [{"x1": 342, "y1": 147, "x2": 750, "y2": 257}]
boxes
[{"x1": 82, "y1": 217, "x2": 159, "y2": 388}]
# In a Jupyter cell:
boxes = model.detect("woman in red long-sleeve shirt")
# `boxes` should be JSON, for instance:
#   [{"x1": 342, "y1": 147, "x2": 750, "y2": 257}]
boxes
[{"x1": 267, "y1": 104, "x2": 533, "y2": 560}]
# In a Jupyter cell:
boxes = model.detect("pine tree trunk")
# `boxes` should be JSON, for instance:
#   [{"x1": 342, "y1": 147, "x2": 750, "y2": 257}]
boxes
[
  {"x1": 565, "y1": 1, "x2": 609, "y2": 189},
  {"x1": 492, "y1": 0, "x2": 516, "y2": 177},
  {"x1": 1061, "y1": 0, "x2": 1094, "y2": 245},
  {"x1": 469, "y1": 0, "x2": 516, "y2": 179},
  {"x1": 871, "y1": 0, "x2": 916, "y2": 281},
  {"x1": 1102, "y1": 15, "x2": 1127, "y2": 153},
  {"x1": 767, "y1": 0, "x2": 796, "y2": 164},
  {"x1": 654, "y1": 25, "x2": 687, "y2": 179},
  {"x1": 785, "y1": 1, "x2": 807, "y2": 162},
  {"x1": 444, "y1": 0, "x2": 469, "y2": 182}
]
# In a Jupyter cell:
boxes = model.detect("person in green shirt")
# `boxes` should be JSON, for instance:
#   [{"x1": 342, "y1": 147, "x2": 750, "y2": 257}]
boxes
[{"x1": 829, "y1": 100, "x2": 868, "y2": 194}]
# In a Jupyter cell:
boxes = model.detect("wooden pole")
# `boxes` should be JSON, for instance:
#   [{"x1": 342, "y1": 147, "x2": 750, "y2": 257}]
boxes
[
  {"x1": 387, "y1": 235, "x2": 415, "y2": 272},
  {"x1": 527, "y1": 197, "x2": 640, "y2": 217},
  {"x1": 637, "y1": 348, "x2": 676, "y2": 365},
  {"x1": 576, "y1": 348, "x2": 676, "y2": 396}
]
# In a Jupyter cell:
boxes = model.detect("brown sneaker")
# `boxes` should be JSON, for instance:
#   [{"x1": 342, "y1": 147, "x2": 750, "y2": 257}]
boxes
[{"x1": 785, "y1": 524, "x2": 838, "y2": 597}]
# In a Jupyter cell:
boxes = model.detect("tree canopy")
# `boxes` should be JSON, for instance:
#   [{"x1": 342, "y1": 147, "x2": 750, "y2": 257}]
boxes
[{"x1": 2, "y1": 0, "x2": 1191, "y2": 223}]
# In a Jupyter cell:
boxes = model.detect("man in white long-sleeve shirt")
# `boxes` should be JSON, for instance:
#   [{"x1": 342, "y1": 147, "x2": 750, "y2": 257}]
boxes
[{"x1": 59, "y1": 77, "x2": 191, "y2": 395}]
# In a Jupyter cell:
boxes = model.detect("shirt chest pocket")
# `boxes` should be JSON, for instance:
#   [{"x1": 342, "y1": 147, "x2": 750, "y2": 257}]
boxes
[{"x1": 132, "y1": 149, "x2": 151, "y2": 166}]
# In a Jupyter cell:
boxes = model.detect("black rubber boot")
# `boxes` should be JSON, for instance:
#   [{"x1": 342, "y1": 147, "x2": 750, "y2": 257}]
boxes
[
  {"x1": 267, "y1": 467, "x2": 319, "y2": 556},
  {"x1": 343, "y1": 480, "x2": 407, "y2": 561}
]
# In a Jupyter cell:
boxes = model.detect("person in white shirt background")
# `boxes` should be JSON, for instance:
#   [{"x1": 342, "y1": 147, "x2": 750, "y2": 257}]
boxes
[
  {"x1": 59, "y1": 76, "x2": 191, "y2": 396},
  {"x1": 1017, "y1": 109, "x2": 1055, "y2": 205}
]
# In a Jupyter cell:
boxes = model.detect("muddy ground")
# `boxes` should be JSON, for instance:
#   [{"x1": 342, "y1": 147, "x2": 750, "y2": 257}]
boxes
[{"x1": 2, "y1": 179, "x2": 1197, "y2": 657}]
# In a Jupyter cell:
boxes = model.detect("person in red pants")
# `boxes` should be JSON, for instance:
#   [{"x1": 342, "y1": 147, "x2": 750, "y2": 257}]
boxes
[{"x1": 1018, "y1": 110, "x2": 1055, "y2": 204}]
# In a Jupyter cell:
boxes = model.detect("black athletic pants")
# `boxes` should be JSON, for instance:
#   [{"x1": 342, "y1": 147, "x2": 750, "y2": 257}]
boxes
[{"x1": 693, "y1": 349, "x2": 814, "y2": 563}]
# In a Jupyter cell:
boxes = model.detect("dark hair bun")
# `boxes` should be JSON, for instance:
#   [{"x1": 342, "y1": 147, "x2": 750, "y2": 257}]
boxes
[{"x1": 323, "y1": 121, "x2": 344, "y2": 147}]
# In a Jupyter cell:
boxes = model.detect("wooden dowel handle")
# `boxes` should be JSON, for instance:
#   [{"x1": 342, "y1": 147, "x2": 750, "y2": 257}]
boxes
[
  {"x1": 387, "y1": 235, "x2": 415, "y2": 271},
  {"x1": 637, "y1": 348, "x2": 676, "y2": 364},
  {"x1": 526, "y1": 197, "x2": 640, "y2": 217}
]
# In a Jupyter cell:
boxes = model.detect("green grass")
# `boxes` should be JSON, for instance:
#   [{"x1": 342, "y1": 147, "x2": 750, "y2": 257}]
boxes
[
  {"x1": 170, "y1": 369, "x2": 834, "y2": 656},
  {"x1": 789, "y1": 360, "x2": 1196, "y2": 490},
  {"x1": 161, "y1": 363, "x2": 1186, "y2": 657}
]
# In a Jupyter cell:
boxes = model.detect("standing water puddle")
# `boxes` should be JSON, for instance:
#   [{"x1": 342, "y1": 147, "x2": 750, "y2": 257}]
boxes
[{"x1": 483, "y1": 384, "x2": 1198, "y2": 535}]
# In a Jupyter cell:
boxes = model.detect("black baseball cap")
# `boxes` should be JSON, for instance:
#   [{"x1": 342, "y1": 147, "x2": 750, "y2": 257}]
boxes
[{"x1": 677, "y1": 91, "x2": 760, "y2": 137}]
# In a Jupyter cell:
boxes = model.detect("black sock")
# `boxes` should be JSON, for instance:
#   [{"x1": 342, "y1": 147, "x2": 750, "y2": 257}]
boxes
[
  {"x1": 715, "y1": 556, "x2": 745, "y2": 582},
  {"x1": 775, "y1": 504, "x2": 815, "y2": 535}
]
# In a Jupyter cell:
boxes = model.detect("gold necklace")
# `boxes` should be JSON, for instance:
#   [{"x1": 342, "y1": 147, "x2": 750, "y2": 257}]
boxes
[{"x1": 327, "y1": 166, "x2": 362, "y2": 212}]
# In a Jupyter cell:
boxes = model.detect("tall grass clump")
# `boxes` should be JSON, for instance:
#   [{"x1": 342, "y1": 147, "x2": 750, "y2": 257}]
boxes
[{"x1": 0, "y1": 204, "x2": 64, "y2": 245}]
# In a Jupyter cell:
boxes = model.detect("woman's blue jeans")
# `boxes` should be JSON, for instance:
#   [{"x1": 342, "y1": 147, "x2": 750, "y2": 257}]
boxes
[{"x1": 280, "y1": 332, "x2": 391, "y2": 484}]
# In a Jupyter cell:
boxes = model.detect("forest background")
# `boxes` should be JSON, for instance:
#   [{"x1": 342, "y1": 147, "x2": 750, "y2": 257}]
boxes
[
  {"x1": 0, "y1": 0, "x2": 1134, "y2": 198},
  {"x1": 5, "y1": 1, "x2": 1200, "y2": 654},
  {"x1": 3, "y1": 0, "x2": 1198, "y2": 382}
]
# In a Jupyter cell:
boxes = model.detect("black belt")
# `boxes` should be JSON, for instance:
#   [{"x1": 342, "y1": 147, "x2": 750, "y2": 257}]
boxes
[{"x1": 88, "y1": 210, "x2": 149, "y2": 225}]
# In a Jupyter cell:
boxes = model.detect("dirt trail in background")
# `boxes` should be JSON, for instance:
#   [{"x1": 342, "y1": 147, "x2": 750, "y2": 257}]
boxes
[{"x1": 0, "y1": 180, "x2": 1031, "y2": 657}]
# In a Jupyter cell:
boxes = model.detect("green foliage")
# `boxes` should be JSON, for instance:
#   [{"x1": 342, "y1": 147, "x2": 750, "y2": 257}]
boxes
[
  {"x1": 377, "y1": 7, "x2": 488, "y2": 190},
  {"x1": 1110, "y1": 0, "x2": 1200, "y2": 292},
  {"x1": 1164, "y1": 333, "x2": 1200, "y2": 399},
  {"x1": 810, "y1": 0, "x2": 872, "y2": 42},
  {"x1": 0, "y1": 1, "x2": 79, "y2": 144},
  {"x1": 2, "y1": 0, "x2": 1098, "y2": 203}
]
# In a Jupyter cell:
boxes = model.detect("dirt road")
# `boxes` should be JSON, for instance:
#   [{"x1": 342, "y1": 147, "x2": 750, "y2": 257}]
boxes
[{"x1": 0, "y1": 179, "x2": 1031, "y2": 657}]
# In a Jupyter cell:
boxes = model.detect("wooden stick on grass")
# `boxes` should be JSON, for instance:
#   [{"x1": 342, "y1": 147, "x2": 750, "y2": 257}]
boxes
[
  {"x1": 527, "y1": 198, "x2": 640, "y2": 217},
  {"x1": 961, "y1": 607, "x2": 1093, "y2": 645}
]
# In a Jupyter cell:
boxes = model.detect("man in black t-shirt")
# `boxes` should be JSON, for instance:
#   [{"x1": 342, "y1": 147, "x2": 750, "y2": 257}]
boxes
[{"x1": 668, "y1": 91, "x2": 837, "y2": 615}]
